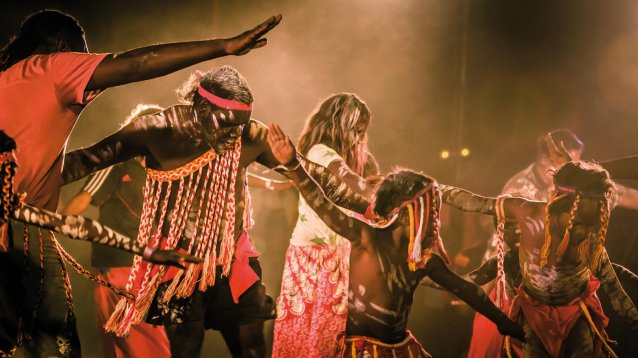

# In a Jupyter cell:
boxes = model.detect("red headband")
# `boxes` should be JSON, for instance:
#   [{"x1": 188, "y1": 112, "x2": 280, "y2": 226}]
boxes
[{"x1": 197, "y1": 86, "x2": 252, "y2": 111}]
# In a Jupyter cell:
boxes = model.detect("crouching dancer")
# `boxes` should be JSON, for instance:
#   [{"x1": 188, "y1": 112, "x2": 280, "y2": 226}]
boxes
[
  {"x1": 439, "y1": 161, "x2": 638, "y2": 357},
  {"x1": 267, "y1": 124, "x2": 525, "y2": 357}
]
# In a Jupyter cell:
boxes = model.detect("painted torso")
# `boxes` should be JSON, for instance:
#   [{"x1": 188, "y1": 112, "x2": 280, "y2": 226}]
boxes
[
  {"x1": 346, "y1": 227, "x2": 426, "y2": 343},
  {"x1": 517, "y1": 206, "x2": 592, "y2": 305}
]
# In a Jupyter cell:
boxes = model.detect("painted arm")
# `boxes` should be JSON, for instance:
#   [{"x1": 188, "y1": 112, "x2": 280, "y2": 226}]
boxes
[
  {"x1": 439, "y1": 185, "x2": 539, "y2": 222},
  {"x1": 424, "y1": 254, "x2": 526, "y2": 341},
  {"x1": 62, "y1": 125, "x2": 144, "y2": 184},
  {"x1": 422, "y1": 248, "x2": 519, "y2": 289},
  {"x1": 612, "y1": 263, "x2": 638, "y2": 285},
  {"x1": 597, "y1": 251, "x2": 638, "y2": 333},
  {"x1": 11, "y1": 204, "x2": 199, "y2": 268},
  {"x1": 86, "y1": 15, "x2": 281, "y2": 90},
  {"x1": 61, "y1": 107, "x2": 184, "y2": 184},
  {"x1": 266, "y1": 123, "x2": 366, "y2": 241},
  {"x1": 325, "y1": 158, "x2": 375, "y2": 200},
  {"x1": 439, "y1": 185, "x2": 497, "y2": 215}
]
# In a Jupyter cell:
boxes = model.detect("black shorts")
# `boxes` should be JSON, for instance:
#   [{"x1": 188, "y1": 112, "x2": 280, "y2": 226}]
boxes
[{"x1": 146, "y1": 258, "x2": 276, "y2": 330}]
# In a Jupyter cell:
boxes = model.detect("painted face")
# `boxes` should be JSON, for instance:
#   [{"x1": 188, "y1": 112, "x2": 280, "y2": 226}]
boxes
[{"x1": 193, "y1": 94, "x2": 251, "y2": 154}]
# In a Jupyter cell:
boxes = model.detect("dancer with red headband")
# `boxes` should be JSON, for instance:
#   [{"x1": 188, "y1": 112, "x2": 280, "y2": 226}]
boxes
[
  {"x1": 61, "y1": 66, "x2": 367, "y2": 358},
  {"x1": 267, "y1": 123, "x2": 525, "y2": 357}
]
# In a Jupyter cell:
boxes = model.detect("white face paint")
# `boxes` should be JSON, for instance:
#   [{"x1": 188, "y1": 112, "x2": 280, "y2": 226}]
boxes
[{"x1": 211, "y1": 114, "x2": 220, "y2": 130}]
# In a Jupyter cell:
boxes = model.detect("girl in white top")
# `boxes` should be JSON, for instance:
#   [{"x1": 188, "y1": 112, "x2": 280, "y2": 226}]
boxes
[{"x1": 272, "y1": 93, "x2": 377, "y2": 357}]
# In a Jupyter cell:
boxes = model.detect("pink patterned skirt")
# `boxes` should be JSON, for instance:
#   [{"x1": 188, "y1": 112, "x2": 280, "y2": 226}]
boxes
[{"x1": 272, "y1": 243, "x2": 350, "y2": 358}]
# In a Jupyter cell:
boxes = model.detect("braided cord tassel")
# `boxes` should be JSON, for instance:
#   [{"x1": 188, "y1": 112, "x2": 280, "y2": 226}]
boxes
[
  {"x1": 219, "y1": 139, "x2": 242, "y2": 276},
  {"x1": 48, "y1": 231, "x2": 76, "y2": 334},
  {"x1": 556, "y1": 194, "x2": 581, "y2": 258},
  {"x1": 407, "y1": 204, "x2": 417, "y2": 271},
  {"x1": 494, "y1": 195, "x2": 509, "y2": 309},
  {"x1": 591, "y1": 195, "x2": 611, "y2": 272},
  {"x1": 431, "y1": 187, "x2": 449, "y2": 264},
  {"x1": 540, "y1": 192, "x2": 567, "y2": 267}
]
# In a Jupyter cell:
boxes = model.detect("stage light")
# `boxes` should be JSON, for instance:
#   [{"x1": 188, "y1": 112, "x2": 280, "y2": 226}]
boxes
[
  {"x1": 460, "y1": 148, "x2": 470, "y2": 157},
  {"x1": 440, "y1": 150, "x2": 450, "y2": 159}
]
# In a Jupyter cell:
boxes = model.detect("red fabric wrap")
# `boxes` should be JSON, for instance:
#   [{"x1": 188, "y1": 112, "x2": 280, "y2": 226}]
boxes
[
  {"x1": 228, "y1": 231, "x2": 260, "y2": 303},
  {"x1": 508, "y1": 277, "x2": 608, "y2": 357}
]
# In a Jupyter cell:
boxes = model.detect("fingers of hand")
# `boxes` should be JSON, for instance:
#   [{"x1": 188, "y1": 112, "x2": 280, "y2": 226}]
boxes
[{"x1": 252, "y1": 39, "x2": 267, "y2": 50}]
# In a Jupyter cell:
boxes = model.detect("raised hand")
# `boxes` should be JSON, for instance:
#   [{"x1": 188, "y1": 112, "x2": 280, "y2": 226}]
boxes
[
  {"x1": 224, "y1": 15, "x2": 283, "y2": 56},
  {"x1": 267, "y1": 123, "x2": 296, "y2": 165},
  {"x1": 545, "y1": 132, "x2": 573, "y2": 168},
  {"x1": 148, "y1": 249, "x2": 203, "y2": 269}
]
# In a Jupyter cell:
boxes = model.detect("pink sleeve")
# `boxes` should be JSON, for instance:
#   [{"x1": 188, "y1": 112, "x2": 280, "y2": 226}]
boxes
[{"x1": 48, "y1": 52, "x2": 108, "y2": 106}]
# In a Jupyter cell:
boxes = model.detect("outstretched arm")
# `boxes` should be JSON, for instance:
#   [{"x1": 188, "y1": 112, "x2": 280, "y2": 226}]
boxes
[
  {"x1": 87, "y1": 15, "x2": 281, "y2": 91},
  {"x1": 62, "y1": 106, "x2": 188, "y2": 184},
  {"x1": 63, "y1": 126, "x2": 145, "y2": 184},
  {"x1": 424, "y1": 254, "x2": 526, "y2": 341},
  {"x1": 439, "y1": 185, "x2": 537, "y2": 221},
  {"x1": 612, "y1": 263, "x2": 638, "y2": 285},
  {"x1": 12, "y1": 204, "x2": 199, "y2": 269},
  {"x1": 266, "y1": 123, "x2": 366, "y2": 241},
  {"x1": 600, "y1": 156, "x2": 638, "y2": 181},
  {"x1": 422, "y1": 248, "x2": 519, "y2": 290},
  {"x1": 597, "y1": 251, "x2": 638, "y2": 333},
  {"x1": 324, "y1": 155, "x2": 376, "y2": 200},
  {"x1": 439, "y1": 185, "x2": 497, "y2": 215}
]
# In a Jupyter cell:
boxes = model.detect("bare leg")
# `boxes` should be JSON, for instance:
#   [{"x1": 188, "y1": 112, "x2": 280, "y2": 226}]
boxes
[
  {"x1": 522, "y1": 322, "x2": 550, "y2": 358},
  {"x1": 165, "y1": 321, "x2": 205, "y2": 358},
  {"x1": 563, "y1": 316, "x2": 594, "y2": 357},
  {"x1": 220, "y1": 322, "x2": 265, "y2": 358}
]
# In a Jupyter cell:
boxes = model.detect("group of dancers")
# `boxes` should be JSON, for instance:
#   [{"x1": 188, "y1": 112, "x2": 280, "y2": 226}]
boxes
[{"x1": 1, "y1": 9, "x2": 637, "y2": 358}]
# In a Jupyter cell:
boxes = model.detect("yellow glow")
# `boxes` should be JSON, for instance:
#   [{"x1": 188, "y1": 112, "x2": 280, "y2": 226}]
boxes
[
  {"x1": 461, "y1": 148, "x2": 470, "y2": 157},
  {"x1": 440, "y1": 150, "x2": 450, "y2": 159}
]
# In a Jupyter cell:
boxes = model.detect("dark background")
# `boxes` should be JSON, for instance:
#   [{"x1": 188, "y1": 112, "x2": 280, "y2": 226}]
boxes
[{"x1": 3, "y1": 0, "x2": 638, "y2": 356}]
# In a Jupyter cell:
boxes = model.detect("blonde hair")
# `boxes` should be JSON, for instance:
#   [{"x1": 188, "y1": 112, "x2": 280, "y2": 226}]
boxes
[{"x1": 298, "y1": 93, "x2": 371, "y2": 174}]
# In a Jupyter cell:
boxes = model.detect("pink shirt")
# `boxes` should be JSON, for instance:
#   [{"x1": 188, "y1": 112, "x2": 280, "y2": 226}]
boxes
[{"x1": 0, "y1": 52, "x2": 107, "y2": 210}]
